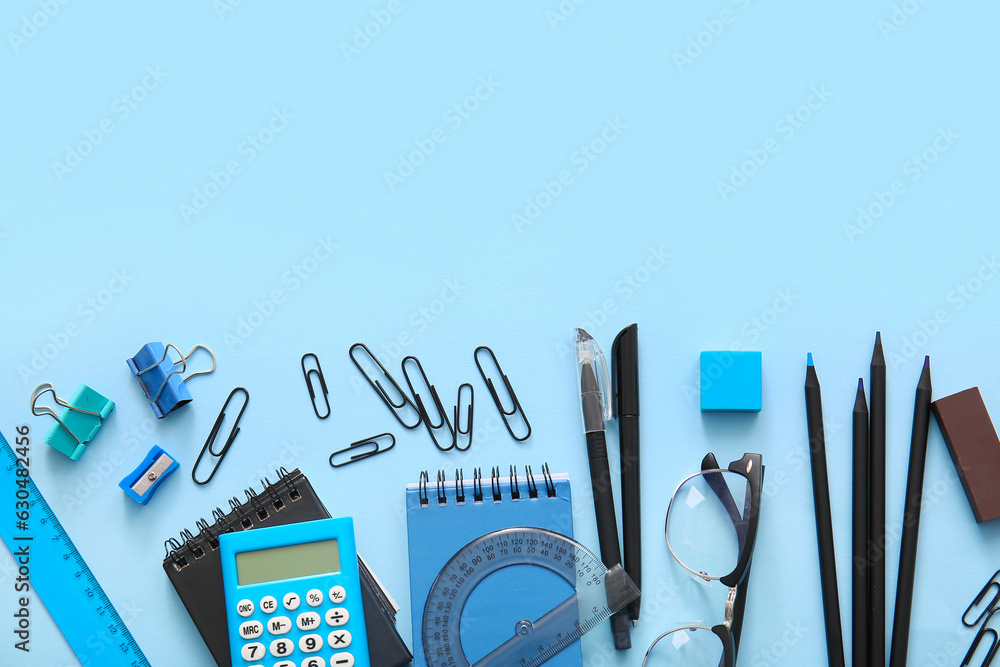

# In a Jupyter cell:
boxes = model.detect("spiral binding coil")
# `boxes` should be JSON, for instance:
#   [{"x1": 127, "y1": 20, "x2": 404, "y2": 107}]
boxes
[
  {"x1": 163, "y1": 468, "x2": 304, "y2": 570},
  {"x1": 414, "y1": 464, "x2": 556, "y2": 508}
]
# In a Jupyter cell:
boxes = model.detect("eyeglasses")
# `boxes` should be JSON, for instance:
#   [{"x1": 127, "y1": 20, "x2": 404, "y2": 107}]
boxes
[{"x1": 642, "y1": 452, "x2": 763, "y2": 667}]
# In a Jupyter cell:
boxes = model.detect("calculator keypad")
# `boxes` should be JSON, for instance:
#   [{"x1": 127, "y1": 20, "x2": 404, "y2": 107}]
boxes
[{"x1": 235, "y1": 585, "x2": 363, "y2": 665}]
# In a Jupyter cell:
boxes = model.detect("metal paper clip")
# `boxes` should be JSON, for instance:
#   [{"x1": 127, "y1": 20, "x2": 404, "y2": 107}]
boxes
[
  {"x1": 963, "y1": 608, "x2": 1000, "y2": 666},
  {"x1": 192, "y1": 387, "x2": 249, "y2": 485},
  {"x1": 966, "y1": 569, "x2": 1000, "y2": 628},
  {"x1": 349, "y1": 343, "x2": 420, "y2": 429},
  {"x1": 454, "y1": 383, "x2": 473, "y2": 451},
  {"x1": 329, "y1": 433, "x2": 395, "y2": 467},
  {"x1": 402, "y1": 355, "x2": 454, "y2": 451},
  {"x1": 474, "y1": 346, "x2": 531, "y2": 441},
  {"x1": 301, "y1": 353, "x2": 330, "y2": 419}
]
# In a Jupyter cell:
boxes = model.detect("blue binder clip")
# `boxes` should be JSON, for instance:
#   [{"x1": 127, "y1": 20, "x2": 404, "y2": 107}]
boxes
[
  {"x1": 126, "y1": 342, "x2": 216, "y2": 418},
  {"x1": 119, "y1": 445, "x2": 179, "y2": 505},
  {"x1": 31, "y1": 383, "x2": 115, "y2": 461}
]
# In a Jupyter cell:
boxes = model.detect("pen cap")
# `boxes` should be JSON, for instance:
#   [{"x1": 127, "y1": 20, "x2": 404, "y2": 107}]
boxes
[
  {"x1": 611, "y1": 323, "x2": 639, "y2": 418},
  {"x1": 575, "y1": 328, "x2": 612, "y2": 432}
]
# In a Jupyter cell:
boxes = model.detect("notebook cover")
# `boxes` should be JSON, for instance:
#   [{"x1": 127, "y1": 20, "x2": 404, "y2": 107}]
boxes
[
  {"x1": 405, "y1": 471, "x2": 577, "y2": 667},
  {"x1": 163, "y1": 469, "x2": 412, "y2": 667}
]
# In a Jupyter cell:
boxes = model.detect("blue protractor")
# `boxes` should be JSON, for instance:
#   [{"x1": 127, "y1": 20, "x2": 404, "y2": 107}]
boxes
[
  {"x1": 0, "y1": 429, "x2": 151, "y2": 667},
  {"x1": 421, "y1": 527, "x2": 639, "y2": 667}
]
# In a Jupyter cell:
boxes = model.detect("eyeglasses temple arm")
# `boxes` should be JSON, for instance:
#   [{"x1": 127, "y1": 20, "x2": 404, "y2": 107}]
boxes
[
  {"x1": 703, "y1": 470, "x2": 749, "y2": 554},
  {"x1": 731, "y1": 560, "x2": 752, "y2": 659}
]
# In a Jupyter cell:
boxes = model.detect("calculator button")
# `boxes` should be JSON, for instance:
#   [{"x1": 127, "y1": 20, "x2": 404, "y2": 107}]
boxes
[
  {"x1": 330, "y1": 652, "x2": 355, "y2": 667},
  {"x1": 299, "y1": 633, "x2": 323, "y2": 653},
  {"x1": 240, "y1": 642, "x2": 265, "y2": 661},
  {"x1": 238, "y1": 620, "x2": 263, "y2": 639},
  {"x1": 260, "y1": 595, "x2": 278, "y2": 614},
  {"x1": 237, "y1": 599, "x2": 255, "y2": 617},
  {"x1": 328, "y1": 629, "x2": 352, "y2": 649},
  {"x1": 283, "y1": 592, "x2": 301, "y2": 610},
  {"x1": 297, "y1": 611, "x2": 321, "y2": 630},
  {"x1": 274, "y1": 662, "x2": 295, "y2": 667},
  {"x1": 270, "y1": 637, "x2": 295, "y2": 657},
  {"x1": 325, "y1": 607, "x2": 349, "y2": 627},
  {"x1": 328, "y1": 585, "x2": 347, "y2": 604},
  {"x1": 267, "y1": 615, "x2": 292, "y2": 635},
  {"x1": 306, "y1": 588, "x2": 324, "y2": 607},
  {"x1": 301, "y1": 658, "x2": 326, "y2": 667}
]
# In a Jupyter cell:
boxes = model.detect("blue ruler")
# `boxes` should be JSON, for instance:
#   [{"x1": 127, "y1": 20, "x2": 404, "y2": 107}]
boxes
[{"x1": 0, "y1": 428, "x2": 150, "y2": 667}]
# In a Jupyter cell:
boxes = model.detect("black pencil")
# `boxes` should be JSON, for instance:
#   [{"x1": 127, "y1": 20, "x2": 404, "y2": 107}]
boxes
[
  {"x1": 853, "y1": 379, "x2": 869, "y2": 667},
  {"x1": 869, "y1": 333, "x2": 886, "y2": 667},
  {"x1": 889, "y1": 356, "x2": 933, "y2": 667},
  {"x1": 805, "y1": 354, "x2": 846, "y2": 667}
]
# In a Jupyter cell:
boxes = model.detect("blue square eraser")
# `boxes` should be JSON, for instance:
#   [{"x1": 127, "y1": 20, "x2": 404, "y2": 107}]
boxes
[{"x1": 700, "y1": 351, "x2": 762, "y2": 412}]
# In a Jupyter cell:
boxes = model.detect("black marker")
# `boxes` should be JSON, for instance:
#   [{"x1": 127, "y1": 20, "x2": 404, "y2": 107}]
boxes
[{"x1": 613, "y1": 323, "x2": 641, "y2": 625}]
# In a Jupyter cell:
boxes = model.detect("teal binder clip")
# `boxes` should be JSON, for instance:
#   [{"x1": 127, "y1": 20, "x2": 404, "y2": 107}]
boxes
[
  {"x1": 119, "y1": 445, "x2": 178, "y2": 504},
  {"x1": 31, "y1": 383, "x2": 115, "y2": 461},
  {"x1": 127, "y1": 342, "x2": 216, "y2": 418}
]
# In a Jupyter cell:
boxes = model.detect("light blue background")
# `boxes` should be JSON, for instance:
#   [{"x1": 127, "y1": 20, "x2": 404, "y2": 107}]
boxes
[{"x1": 2, "y1": 2, "x2": 999, "y2": 666}]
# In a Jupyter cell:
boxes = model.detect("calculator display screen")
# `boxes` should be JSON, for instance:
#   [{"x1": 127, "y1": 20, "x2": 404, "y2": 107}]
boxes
[{"x1": 235, "y1": 539, "x2": 340, "y2": 586}]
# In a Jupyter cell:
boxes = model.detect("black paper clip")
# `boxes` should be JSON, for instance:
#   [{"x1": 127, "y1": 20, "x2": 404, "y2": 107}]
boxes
[
  {"x1": 301, "y1": 353, "x2": 330, "y2": 419},
  {"x1": 349, "y1": 343, "x2": 420, "y2": 429},
  {"x1": 963, "y1": 608, "x2": 1000, "y2": 667},
  {"x1": 402, "y1": 356, "x2": 454, "y2": 451},
  {"x1": 329, "y1": 433, "x2": 395, "y2": 468},
  {"x1": 192, "y1": 387, "x2": 249, "y2": 485},
  {"x1": 474, "y1": 346, "x2": 531, "y2": 441},
  {"x1": 454, "y1": 383, "x2": 474, "y2": 451},
  {"x1": 966, "y1": 569, "x2": 1000, "y2": 628}
]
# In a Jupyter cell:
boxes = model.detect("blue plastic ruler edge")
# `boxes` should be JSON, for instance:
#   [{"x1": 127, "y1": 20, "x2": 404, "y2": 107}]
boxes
[{"x1": 0, "y1": 427, "x2": 151, "y2": 667}]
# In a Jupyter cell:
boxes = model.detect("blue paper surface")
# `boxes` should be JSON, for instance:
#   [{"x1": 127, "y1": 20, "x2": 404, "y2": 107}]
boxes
[{"x1": 2, "y1": 2, "x2": 1000, "y2": 666}]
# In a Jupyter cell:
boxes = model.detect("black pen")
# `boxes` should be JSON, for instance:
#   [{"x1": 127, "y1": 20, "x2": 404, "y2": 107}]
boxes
[
  {"x1": 612, "y1": 323, "x2": 641, "y2": 626},
  {"x1": 575, "y1": 328, "x2": 630, "y2": 650}
]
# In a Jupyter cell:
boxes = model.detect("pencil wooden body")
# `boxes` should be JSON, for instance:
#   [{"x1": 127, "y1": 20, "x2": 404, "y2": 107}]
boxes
[
  {"x1": 869, "y1": 335, "x2": 887, "y2": 667},
  {"x1": 806, "y1": 363, "x2": 846, "y2": 667},
  {"x1": 889, "y1": 361, "x2": 932, "y2": 667},
  {"x1": 853, "y1": 381, "x2": 870, "y2": 667}
]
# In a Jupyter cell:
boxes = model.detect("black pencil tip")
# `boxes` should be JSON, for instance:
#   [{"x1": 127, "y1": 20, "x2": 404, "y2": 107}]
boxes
[{"x1": 871, "y1": 332, "x2": 886, "y2": 366}]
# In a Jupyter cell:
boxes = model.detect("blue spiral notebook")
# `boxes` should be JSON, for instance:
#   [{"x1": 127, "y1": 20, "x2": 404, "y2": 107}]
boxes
[{"x1": 405, "y1": 466, "x2": 578, "y2": 667}]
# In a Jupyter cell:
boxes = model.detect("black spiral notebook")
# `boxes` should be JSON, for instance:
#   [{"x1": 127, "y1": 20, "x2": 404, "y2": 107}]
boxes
[{"x1": 162, "y1": 467, "x2": 412, "y2": 667}]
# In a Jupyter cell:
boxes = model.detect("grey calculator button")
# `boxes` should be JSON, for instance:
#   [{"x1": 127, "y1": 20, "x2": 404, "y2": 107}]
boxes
[
  {"x1": 330, "y1": 652, "x2": 355, "y2": 666},
  {"x1": 328, "y1": 629, "x2": 352, "y2": 649}
]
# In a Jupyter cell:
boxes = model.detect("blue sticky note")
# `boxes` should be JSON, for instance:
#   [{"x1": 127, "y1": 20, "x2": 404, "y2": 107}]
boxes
[{"x1": 700, "y1": 351, "x2": 762, "y2": 412}]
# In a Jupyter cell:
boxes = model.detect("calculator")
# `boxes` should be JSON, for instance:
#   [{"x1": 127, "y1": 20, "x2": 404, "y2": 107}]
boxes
[{"x1": 220, "y1": 517, "x2": 371, "y2": 667}]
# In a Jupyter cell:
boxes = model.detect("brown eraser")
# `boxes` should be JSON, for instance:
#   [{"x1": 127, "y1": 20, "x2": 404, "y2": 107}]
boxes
[{"x1": 932, "y1": 387, "x2": 1000, "y2": 523}]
